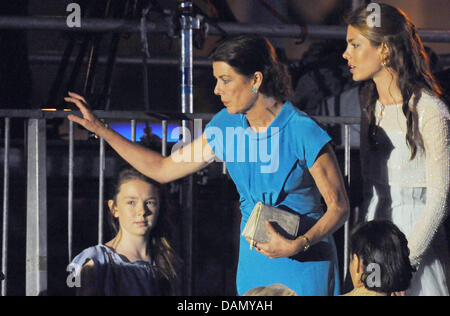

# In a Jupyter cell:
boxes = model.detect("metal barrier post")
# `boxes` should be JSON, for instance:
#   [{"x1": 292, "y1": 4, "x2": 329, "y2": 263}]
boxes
[
  {"x1": 68, "y1": 121, "x2": 74, "y2": 262},
  {"x1": 131, "y1": 119, "x2": 137, "y2": 142},
  {"x1": 343, "y1": 125, "x2": 351, "y2": 285},
  {"x1": 98, "y1": 133, "x2": 105, "y2": 245},
  {"x1": 26, "y1": 118, "x2": 47, "y2": 296},
  {"x1": 1, "y1": 118, "x2": 10, "y2": 296}
]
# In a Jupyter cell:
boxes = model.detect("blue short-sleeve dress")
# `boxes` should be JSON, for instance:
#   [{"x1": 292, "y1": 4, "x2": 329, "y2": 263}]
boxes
[{"x1": 206, "y1": 102, "x2": 340, "y2": 296}]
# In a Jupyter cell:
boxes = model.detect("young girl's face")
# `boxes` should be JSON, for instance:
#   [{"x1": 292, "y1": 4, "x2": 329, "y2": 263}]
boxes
[{"x1": 110, "y1": 179, "x2": 160, "y2": 237}]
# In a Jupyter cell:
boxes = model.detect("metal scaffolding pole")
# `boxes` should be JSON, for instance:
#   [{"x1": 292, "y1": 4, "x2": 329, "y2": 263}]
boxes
[{"x1": 179, "y1": 0, "x2": 197, "y2": 296}]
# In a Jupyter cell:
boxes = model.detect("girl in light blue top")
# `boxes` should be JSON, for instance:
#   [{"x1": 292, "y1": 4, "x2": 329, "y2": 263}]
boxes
[{"x1": 70, "y1": 167, "x2": 180, "y2": 296}]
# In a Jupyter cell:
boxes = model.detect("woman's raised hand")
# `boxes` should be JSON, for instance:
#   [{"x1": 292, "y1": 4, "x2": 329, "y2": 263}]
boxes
[{"x1": 65, "y1": 91, "x2": 106, "y2": 136}]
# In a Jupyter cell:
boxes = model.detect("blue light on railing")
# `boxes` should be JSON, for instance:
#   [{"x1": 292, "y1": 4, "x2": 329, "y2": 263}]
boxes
[{"x1": 109, "y1": 123, "x2": 180, "y2": 142}]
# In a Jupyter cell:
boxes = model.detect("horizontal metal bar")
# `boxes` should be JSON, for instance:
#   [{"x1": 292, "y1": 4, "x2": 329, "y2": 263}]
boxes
[
  {"x1": 212, "y1": 22, "x2": 346, "y2": 40},
  {"x1": 314, "y1": 116, "x2": 360, "y2": 125},
  {"x1": 28, "y1": 53, "x2": 450, "y2": 68},
  {"x1": 0, "y1": 109, "x2": 360, "y2": 125},
  {"x1": 0, "y1": 16, "x2": 449, "y2": 42},
  {"x1": 28, "y1": 54, "x2": 214, "y2": 67},
  {"x1": 0, "y1": 109, "x2": 206, "y2": 121},
  {"x1": 0, "y1": 16, "x2": 167, "y2": 34}
]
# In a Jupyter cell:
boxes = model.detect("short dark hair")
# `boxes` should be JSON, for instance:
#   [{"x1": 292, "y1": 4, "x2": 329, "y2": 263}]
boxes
[
  {"x1": 209, "y1": 35, "x2": 292, "y2": 102},
  {"x1": 349, "y1": 220, "x2": 415, "y2": 294}
]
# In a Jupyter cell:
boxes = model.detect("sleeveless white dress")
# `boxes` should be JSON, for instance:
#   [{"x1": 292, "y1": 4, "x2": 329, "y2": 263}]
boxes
[{"x1": 360, "y1": 92, "x2": 450, "y2": 296}]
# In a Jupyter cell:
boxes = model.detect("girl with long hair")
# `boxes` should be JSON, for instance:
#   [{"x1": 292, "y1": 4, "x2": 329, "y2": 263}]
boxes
[
  {"x1": 343, "y1": 3, "x2": 450, "y2": 295},
  {"x1": 70, "y1": 167, "x2": 180, "y2": 296}
]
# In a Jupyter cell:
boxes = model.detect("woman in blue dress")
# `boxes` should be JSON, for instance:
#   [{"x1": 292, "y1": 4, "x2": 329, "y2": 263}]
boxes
[{"x1": 65, "y1": 35, "x2": 350, "y2": 296}]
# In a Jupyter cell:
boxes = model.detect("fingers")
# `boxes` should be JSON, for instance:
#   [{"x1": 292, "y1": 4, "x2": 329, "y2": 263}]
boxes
[
  {"x1": 64, "y1": 94, "x2": 96, "y2": 122},
  {"x1": 245, "y1": 238, "x2": 262, "y2": 252},
  {"x1": 65, "y1": 93, "x2": 103, "y2": 136},
  {"x1": 68, "y1": 91, "x2": 88, "y2": 105},
  {"x1": 67, "y1": 113, "x2": 85, "y2": 126},
  {"x1": 64, "y1": 96, "x2": 88, "y2": 112}
]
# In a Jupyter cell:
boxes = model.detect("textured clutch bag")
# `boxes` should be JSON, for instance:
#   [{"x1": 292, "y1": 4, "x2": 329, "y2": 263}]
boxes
[{"x1": 242, "y1": 202, "x2": 301, "y2": 250}]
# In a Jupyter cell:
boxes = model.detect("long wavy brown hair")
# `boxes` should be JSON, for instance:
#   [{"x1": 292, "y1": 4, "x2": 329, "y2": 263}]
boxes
[
  {"x1": 108, "y1": 167, "x2": 181, "y2": 284},
  {"x1": 346, "y1": 3, "x2": 443, "y2": 159}
]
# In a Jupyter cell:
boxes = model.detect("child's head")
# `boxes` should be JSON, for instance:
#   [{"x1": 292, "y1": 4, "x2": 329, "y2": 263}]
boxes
[
  {"x1": 108, "y1": 166, "x2": 180, "y2": 282},
  {"x1": 349, "y1": 220, "x2": 415, "y2": 294},
  {"x1": 108, "y1": 167, "x2": 161, "y2": 237}
]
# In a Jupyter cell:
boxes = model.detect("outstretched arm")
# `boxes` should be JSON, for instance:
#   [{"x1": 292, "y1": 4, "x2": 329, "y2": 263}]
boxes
[{"x1": 65, "y1": 92, "x2": 214, "y2": 183}]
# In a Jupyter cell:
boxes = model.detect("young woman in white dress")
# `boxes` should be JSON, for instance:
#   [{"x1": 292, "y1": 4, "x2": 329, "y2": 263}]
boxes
[{"x1": 343, "y1": 3, "x2": 450, "y2": 296}]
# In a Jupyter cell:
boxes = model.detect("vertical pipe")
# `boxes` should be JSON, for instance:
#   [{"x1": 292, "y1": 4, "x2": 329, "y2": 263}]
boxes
[
  {"x1": 98, "y1": 133, "x2": 105, "y2": 245},
  {"x1": 131, "y1": 119, "x2": 136, "y2": 142},
  {"x1": 343, "y1": 125, "x2": 351, "y2": 284},
  {"x1": 68, "y1": 121, "x2": 74, "y2": 263},
  {"x1": 1, "y1": 118, "x2": 10, "y2": 296},
  {"x1": 180, "y1": 25, "x2": 194, "y2": 117},
  {"x1": 179, "y1": 0, "x2": 194, "y2": 295},
  {"x1": 162, "y1": 120, "x2": 167, "y2": 157},
  {"x1": 141, "y1": 5, "x2": 151, "y2": 112},
  {"x1": 26, "y1": 119, "x2": 47, "y2": 296}
]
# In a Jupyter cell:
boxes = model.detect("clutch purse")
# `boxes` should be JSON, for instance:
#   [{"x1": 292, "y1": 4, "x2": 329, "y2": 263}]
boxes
[{"x1": 242, "y1": 202, "x2": 301, "y2": 250}]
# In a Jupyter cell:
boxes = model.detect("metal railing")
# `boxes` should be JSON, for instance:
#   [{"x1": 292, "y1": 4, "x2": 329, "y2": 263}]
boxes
[
  {"x1": 0, "y1": 110, "x2": 359, "y2": 296},
  {"x1": 0, "y1": 110, "x2": 174, "y2": 295}
]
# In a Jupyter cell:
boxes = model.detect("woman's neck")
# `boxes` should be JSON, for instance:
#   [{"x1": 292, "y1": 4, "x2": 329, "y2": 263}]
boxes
[
  {"x1": 373, "y1": 68, "x2": 403, "y2": 106},
  {"x1": 245, "y1": 96, "x2": 283, "y2": 132},
  {"x1": 106, "y1": 231, "x2": 149, "y2": 262}
]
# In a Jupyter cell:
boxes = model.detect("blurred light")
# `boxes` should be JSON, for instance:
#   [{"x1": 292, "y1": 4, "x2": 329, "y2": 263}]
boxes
[
  {"x1": 109, "y1": 122, "x2": 180, "y2": 142},
  {"x1": 41, "y1": 108, "x2": 72, "y2": 111}
]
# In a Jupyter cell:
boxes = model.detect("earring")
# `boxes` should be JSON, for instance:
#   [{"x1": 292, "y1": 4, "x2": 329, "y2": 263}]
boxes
[
  {"x1": 252, "y1": 87, "x2": 258, "y2": 94},
  {"x1": 381, "y1": 59, "x2": 388, "y2": 67}
]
